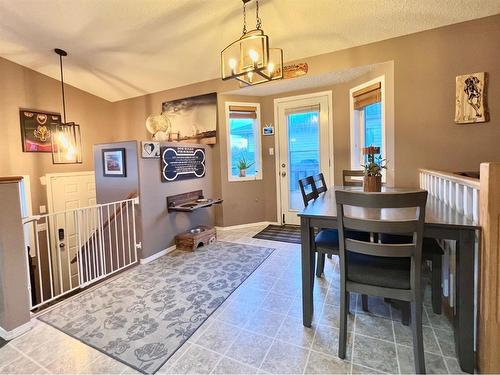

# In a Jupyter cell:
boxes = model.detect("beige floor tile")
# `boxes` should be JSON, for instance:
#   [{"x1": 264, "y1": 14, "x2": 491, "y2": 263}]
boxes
[
  {"x1": 304, "y1": 350, "x2": 351, "y2": 374},
  {"x1": 225, "y1": 331, "x2": 273, "y2": 368},
  {"x1": 352, "y1": 334, "x2": 398, "y2": 373},
  {"x1": 165, "y1": 345, "x2": 221, "y2": 374},
  {"x1": 260, "y1": 340, "x2": 309, "y2": 374},
  {"x1": 0, "y1": 354, "x2": 47, "y2": 374},
  {"x1": 396, "y1": 344, "x2": 448, "y2": 374},
  {"x1": 195, "y1": 321, "x2": 240, "y2": 354},
  {"x1": 213, "y1": 357, "x2": 260, "y2": 374},
  {"x1": 276, "y1": 316, "x2": 315, "y2": 349}
]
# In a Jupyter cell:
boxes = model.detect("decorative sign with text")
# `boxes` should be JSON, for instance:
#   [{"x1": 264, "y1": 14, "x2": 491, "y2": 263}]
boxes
[{"x1": 161, "y1": 146, "x2": 206, "y2": 182}]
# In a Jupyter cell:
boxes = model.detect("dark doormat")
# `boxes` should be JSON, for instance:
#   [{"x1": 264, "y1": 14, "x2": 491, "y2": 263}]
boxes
[{"x1": 253, "y1": 224, "x2": 301, "y2": 244}]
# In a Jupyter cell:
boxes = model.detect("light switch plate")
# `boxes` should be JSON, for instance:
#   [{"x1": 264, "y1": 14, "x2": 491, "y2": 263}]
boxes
[
  {"x1": 269, "y1": 147, "x2": 274, "y2": 156},
  {"x1": 39, "y1": 205, "x2": 46, "y2": 214}
]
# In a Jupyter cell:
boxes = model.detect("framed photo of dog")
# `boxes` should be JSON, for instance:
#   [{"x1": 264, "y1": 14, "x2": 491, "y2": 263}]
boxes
[{"x1": 455, "y1": 72, "x2": 489, "y2": 124}]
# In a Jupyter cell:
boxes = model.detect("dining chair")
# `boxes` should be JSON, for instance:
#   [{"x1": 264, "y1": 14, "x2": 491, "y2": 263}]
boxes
[
  {"x1": 335, "y1": 190, "x2": 427, "y2": 374},
  {"x1": 341, "y1": 169, "x2": 443, "y2": 316},
  {"x1": 298, "y1": 176, "x2": 319, "y2": 206},
  {"x1": 299, "y1": 175, "x2": 340, "y2": 276},
  {"x1": 342, "y1": 170, "x2": 364, "y2": 187},
  {"x1": 380, "y1": 234, "x2": 443, "y2": 316}
]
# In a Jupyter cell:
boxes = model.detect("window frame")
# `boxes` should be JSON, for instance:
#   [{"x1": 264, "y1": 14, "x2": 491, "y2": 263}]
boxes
[
  {"x1": 349, "y1": 76, "x2": 386, "y2": 181},
  {"x1": 225, "y1": 101, "x2": 263, "y2": 182}
]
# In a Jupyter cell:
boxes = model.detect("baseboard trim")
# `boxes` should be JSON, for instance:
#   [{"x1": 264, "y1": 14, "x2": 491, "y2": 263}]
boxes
[
  {"x1": 0, "y1": 320, "x2": 32, "y2": 340},
  {"x1": 215, "y1": 221, "x2": 278, "y2": 231},
  {"x1": 140, "y1": 245, "x2": 176, "y2": 264}
]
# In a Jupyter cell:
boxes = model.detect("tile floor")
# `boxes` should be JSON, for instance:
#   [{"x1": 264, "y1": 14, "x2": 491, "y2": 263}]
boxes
[{"x1": 0, "y1": 225, "x2": 465, "y2": 374}]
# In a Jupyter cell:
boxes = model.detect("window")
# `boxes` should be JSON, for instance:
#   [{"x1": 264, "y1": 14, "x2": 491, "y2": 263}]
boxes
[
  {"x1": 226, "y1": 102, "x2": 262, "y2": 181},
  {"x1": 350, "y1": 78, "x2": 385, "y2": 177}
]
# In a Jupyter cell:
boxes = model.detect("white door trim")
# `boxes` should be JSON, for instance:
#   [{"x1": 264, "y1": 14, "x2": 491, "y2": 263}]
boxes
[{"x1": 273, "y1": 91, "x2": 334, "y2": 225}]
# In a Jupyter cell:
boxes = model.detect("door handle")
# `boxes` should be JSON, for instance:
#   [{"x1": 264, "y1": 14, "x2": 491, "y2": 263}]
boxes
[{"x1": 281, "y1": 171, "x2": 287, "y2": 177}]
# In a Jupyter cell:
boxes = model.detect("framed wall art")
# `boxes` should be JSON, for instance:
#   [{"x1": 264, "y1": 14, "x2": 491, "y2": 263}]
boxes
[
  {"x1": 455, "y1": 72, "x2": 489, "y2": 124},
  {"x1": 161, "y1": 93, "x2": 217, "y2": 145},
  {"x1": 19, "y1": 109, "x2": 61, "y2": 152},
  {"x1": 102, "y1": 148, "x2": 127, "y2": 177},
  {"x1": 141, "y1": 141, "x2": 160, "y2": 158}
]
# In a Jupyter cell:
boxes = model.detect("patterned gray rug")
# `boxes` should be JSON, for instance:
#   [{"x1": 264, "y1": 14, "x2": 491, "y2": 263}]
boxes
[{"x1": 39, "y1": 241, "x2": 274, "y2": 374}]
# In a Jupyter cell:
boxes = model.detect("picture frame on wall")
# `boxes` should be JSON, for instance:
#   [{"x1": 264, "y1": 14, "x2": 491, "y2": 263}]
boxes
[
  {"x1": 102, "y1": 148, "x2": 127, "y2": 177},
  {"x1": 141, "y1": 141, "x2": 160, "y2": 158},
  {"x1": 19, "y1": 109, "x2": 61, "y2": 152}
]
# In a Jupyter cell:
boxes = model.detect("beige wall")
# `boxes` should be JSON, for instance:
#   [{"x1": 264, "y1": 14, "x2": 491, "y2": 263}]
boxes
[
  {"x1": 0, "y1": 57, "x2": 124, "y2": 213},
  {"x1": 0, "y1": 180, "x2": 31, "y2": 332}
]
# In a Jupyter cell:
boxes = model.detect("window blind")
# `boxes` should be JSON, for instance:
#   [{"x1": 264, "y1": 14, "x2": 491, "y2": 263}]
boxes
[
  {"x1": 285, "y1": 104, "x2": 320, "y2": 116},
  {"x1": 229, "y1": 105, "x2": 257, "y2": 119},
  {"x1": 352, "y1": 82, "x2": 381, "y2": 110}
]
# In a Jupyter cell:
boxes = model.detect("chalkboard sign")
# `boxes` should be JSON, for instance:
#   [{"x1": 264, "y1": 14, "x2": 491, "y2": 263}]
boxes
[{"x1": 161, "y1": 146, "x2": 206, "y2": 182}]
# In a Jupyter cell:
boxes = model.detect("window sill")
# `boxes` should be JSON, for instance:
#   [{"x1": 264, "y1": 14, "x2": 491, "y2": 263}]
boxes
[{"x1": 228, "y1": 175, "x2": 262, "y2": 182}]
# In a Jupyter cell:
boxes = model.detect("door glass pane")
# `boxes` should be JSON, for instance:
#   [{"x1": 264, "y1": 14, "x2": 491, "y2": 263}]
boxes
[
  {"x1": 287, "y1": 111, "x2": 320, "y2": 210},
  {"x1": 364, "y1": 102, "x2": 382, "y2": 154}
]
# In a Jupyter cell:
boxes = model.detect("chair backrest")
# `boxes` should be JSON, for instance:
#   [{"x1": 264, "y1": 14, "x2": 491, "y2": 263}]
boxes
[
  {"x1": 298, "y1": 176, "x2": 318, "y2": 206},
  {"x1": 335, "y1": 190, "x2": 427, "y2": 290},
  {"x1": 314, "y1": 173, "x2": 328, "y2": 194},
  {"x1": 342, "y1": 170, "x2": 364, "y2": 187}
]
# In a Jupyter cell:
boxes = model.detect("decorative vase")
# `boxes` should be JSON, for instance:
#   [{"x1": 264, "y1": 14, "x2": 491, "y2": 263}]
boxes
[
  {"x1": 363, "y1": 175, "x2": 382, "y2": 192},
  {"x1": 239, "y1": 169, "x2": 246, "y2": 177}
]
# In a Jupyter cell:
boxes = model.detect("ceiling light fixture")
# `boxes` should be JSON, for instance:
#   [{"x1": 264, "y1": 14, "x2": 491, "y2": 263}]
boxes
[
  {"x1": 51, "y1": 48, "x2": 82, "y2": 164},
  {"x1": 221, "y1": 0, "x2": 283, "y2": 86}
]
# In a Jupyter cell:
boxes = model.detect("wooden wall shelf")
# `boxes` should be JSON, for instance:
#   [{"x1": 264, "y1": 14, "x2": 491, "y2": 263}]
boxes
[{"x1": 167, "y1": 190, "x2": 223, "y2": 213}]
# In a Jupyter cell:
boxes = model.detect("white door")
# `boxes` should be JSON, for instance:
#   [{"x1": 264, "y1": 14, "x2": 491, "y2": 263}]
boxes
[
  {"x1": 46, "y1": 172, "x2": 96, "y2": 291},
  {"x1": 276, "y1": 93, "x2": 332, "y2": 225}
]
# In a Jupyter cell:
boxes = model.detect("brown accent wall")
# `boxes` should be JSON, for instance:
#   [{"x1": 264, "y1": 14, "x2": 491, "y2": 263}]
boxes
[{"x1": 137, "y1": 142, "x2": 216, "y2": 259}]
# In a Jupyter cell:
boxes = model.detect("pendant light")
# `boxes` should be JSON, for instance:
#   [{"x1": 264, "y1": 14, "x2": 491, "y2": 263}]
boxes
[
  {"x1": 221, "y1": 0, "x2": 283, "y2": 86},
  {"x1": 51, "y1": 48, "x2": 82, "y2": 164}
]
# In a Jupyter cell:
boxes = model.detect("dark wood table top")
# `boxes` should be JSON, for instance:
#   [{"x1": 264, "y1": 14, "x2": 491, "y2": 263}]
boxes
[{"x1": 298, "y1": 187, "x2": 480, "y2": 231}]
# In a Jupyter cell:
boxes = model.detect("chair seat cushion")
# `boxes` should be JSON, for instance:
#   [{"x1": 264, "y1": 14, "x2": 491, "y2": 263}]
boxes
[
  {"x1": 379, "y1": 234, "x2": 444, "y2": 259},
  {"x1": 347, "y1": 252, "x2": 411, "y2": 289},
  {"x1": 315, "y1": 230, "x2": 371, "y2": 251}
]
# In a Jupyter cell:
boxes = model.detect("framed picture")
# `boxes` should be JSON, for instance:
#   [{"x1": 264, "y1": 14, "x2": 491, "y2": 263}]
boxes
[
  {"x1": 19, "y1": 109, "x2": 61, "y2": 152},
  {"x1": 102, "y1": 148, "x2": 127, "y2": 177},
  {"x1": 263, "y1": 124, "x2": 274, "y2": 136},
  {"x1": 455, "y1": 72, "x2": 489, "y2": 124},
  {"x1": 141, "y1": 141, "x2": 160, "y2": 158}
]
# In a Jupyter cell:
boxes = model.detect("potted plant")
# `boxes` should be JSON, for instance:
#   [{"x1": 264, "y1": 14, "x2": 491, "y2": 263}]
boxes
[
  {"x1": 362, "y1": 146, "x2": 386, "y2": 192},
  {"x1": 237, "y1": 156, "x2": 254, "y2": 177}
]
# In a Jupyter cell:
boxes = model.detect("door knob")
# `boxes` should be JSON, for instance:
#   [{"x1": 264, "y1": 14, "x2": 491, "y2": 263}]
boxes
[{"x1": 281, "y1": 171, "x2": 287, "y2": 177}]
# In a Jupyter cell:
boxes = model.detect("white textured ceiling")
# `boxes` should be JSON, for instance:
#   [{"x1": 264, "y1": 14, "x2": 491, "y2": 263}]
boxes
[{"x1": 0, "y1": 0, "x2": 498, "y2": 102}]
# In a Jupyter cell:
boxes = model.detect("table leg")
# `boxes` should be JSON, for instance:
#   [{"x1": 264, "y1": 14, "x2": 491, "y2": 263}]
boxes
[
  {"x1": 455, "y1": 229, "x2": 476, "y2": 373},
  {"x1": 301, "y1": 217, "x2": 314, "y2": 327}
]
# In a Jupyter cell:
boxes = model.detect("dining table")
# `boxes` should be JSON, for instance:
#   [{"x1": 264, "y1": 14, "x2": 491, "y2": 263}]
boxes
[{"x1": 298, "y1": 186, "x2": 480, "y2": 374}]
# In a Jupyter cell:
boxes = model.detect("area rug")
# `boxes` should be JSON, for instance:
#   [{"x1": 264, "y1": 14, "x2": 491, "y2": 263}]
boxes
[
  {"x1": 253, "y1": 224, "x2": 301, "y2": 244},
  {"x1": 38, "y1": 241, "x2": 274, "y2": 374}
]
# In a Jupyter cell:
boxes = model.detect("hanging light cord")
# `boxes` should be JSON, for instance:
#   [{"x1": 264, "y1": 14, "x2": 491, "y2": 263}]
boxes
[
  {"x1": 255, "y1": 0, "x2": 262, "y2": 30},
  {"x1": 58, "y1": 53, "x2": 67, "y2": 124},
  {"x1": 242, "y1": 1, "x2": 247, "y2": 34}
]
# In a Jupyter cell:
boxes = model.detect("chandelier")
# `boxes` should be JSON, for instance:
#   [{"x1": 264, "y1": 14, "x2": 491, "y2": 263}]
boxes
[
  {"x1": 221, "y1": 0, "x2": 283, "y2": 86},
  {"x1": 51, "y1": 48, "x2": 82, "y2": 164}
]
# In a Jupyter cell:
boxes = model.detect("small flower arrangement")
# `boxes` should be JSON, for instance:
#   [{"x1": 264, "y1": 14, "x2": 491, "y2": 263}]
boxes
[{"x1": 361, "y1": 146, "x2": 386, "y2": 191}]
